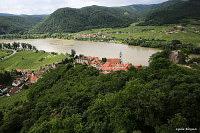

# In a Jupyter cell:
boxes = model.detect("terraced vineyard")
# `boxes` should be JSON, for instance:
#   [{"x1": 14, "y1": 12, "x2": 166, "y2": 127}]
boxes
[{"x1": 0, "y1": 51, "x2": 66, "y2": 70}]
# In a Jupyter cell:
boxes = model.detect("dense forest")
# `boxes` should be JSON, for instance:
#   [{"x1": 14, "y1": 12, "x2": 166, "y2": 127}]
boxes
[
  {"x1": 0, "y1": 15, "x2": 47, "y2": 34},
  {"x1": 0, "y1": 71, "x2": 12, "y2": 85},
  {"x1": 30, "y1": 6, "x2": 138, "y2": 33},
  {"x1": 0, "y1": 50, "x2": 200, "y2": 133},
  {"x1": 138, "y1": 0, "x2": 200, "y2": 26}
]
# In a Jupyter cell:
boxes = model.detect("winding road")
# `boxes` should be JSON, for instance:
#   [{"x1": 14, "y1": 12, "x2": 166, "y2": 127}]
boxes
[{"x1": 0, "y1": 50, "x2": 16, "y2": 61}]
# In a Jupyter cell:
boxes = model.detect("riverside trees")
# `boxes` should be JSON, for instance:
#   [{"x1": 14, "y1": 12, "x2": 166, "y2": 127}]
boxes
[{"x1": 0, "y1": 42, "x2": 36, "y2": 51}]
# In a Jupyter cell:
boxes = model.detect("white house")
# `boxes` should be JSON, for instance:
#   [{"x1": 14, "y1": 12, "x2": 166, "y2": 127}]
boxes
[{"x1": 12, "y1": 80, "x2": 21, "y2": 87}]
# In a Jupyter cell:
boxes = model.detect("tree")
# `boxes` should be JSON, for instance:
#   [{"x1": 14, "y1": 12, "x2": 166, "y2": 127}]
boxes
[
  {"x1": 21, "y1": 43, "x2": 27, "y2": 49},
  {"x1": 171, "y1": 40, "x2": 182, "y2": 50},
  {"x1": 178, "y1": 49, "x2": 190, "y2": 64},
  {"x1": 0, "y1": 111, "x2": 3, "y2": 125},
  {"x1": 12, "y1": 42, "x2": 20, "y2": 50},
  {"x1": 27, "y1": 44, "x2": 33, "y2": 50},
  {"x1": 0, "y1": 43, "x2": 2, "y2": 49},
  {"x1": 156, "y1": 113, "x2": 188, "y2": 133},
  {"x1": 171, "y1": 40, "x2": 182, "y2": 45},
  {"x1": 102, "y1": 58, "x2": 107, "y2": 63},
  {"x1": 71, "y1": 49, "x2": 76, "y2": 58}
]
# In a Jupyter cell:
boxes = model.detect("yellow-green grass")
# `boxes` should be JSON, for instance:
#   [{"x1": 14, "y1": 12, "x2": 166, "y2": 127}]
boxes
[
  {"x1": 0, "y1": 89, "x2": 29, "y2": 110},
  {"x1": 0, "y1": 51, "x2": 67, "y2": 70},
  {"x1": 74, "y1": 24, "x2": 200, "y2": 45},
  {"x1": 0, "y1": 50, "x2": 13, "y2": 59}
]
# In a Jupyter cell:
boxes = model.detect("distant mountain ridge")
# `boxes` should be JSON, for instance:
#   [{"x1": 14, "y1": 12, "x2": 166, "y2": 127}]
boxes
[
  {"x1": 0, "y1": 13, "x2": 16, "y2": 16},
  {"x1": 138, "y1": 0, "x2": 200, "y2": 25},
  {"x1": 0, "y1": 15, "x2": 47, "y2": 34}
]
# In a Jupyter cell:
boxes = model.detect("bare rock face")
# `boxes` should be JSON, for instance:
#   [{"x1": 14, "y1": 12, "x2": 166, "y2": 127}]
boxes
[{"x1": 169, "y1": 50, "x2": 180, "y2": 63}]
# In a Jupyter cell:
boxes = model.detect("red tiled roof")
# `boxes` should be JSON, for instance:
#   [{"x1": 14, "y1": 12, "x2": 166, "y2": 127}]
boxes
[
  {"x1": 98, "y1": 67, "x2": 113, "y2": 72},
  {"x1": 120, "y1": 64, "x2": 125, "y2": 67},
  {"x1": 30, "y1": 76, "x2": 37, "y2": 83},
  {"x1": 113, "y1": 67, "x2": 124, "y2": 71},
  {"x1": 134, "y1": 65, "x2": 144, "y2": 69},
  {"x1": 103, "y1": 63, "x2": 112, "y2": 67},
  {"x1": 86, "y1": 56, "x2": 99, "y2": 60},
  {"x1": 106, "y1": 58, "x2": 121, "y2": 64},
  {"x1": 13, "y1": 80, "x2": 20, "y2": 84}
]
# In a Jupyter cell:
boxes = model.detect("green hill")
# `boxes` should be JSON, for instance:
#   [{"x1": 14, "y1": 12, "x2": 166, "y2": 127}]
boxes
[
  {"x1": 31, "y1": 0, "x2": 197, "y2": 33},
  {"x1": 0, "y1": 15, "x2": 47, "y2": 34},
  {"x1": 30, "y1": 5, "x2": 138, "y2": 33},
  {"x1": 116, "y1": 4, "x2": 151, "y2": 15},
  {"x1": 138, "y1": 0, "x2": 200, "y2": 25}
]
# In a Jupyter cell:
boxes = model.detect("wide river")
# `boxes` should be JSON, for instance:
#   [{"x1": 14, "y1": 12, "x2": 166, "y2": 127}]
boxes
[{"x1": 0, "y1": 39, "x2": 161, "y2": 66}]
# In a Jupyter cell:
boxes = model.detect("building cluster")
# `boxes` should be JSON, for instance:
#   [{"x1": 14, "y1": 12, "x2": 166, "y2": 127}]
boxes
[
  {"x1": 164, "y1": 30, "x2": 187, "y2": 35},
  {"x1": 75, "y1": 55, "x2": 143, "y2": 74},
  {"x1": 75, "y1": 33, "x2": 112, "y2": 39},
  {"x1": 159, "y1": 25, "x2": 187, "y2": 35},
  {"x1": 75, "y1": 32, "x2": 132, "y2": 39},
  {"x1": 0, "y1": 63, "x2": 62, "y2": 97}
]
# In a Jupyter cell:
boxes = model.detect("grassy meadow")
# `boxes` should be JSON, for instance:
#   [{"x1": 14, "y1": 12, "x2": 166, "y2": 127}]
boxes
[{"x1": 0, "y1": 51, "x2": 66, "y2": 70}]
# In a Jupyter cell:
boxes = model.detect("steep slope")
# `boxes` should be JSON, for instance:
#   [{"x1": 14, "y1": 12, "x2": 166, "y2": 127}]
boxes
[
  {"x1": 113, "y1": 4, "x2": 150, "y2": 16},
  {"x1": 138, "y1": 0, "x2": 200, "y2": 25},
  {"x1": 0, "y1": 15, "x2": 47, "y2": 34},
  {"x1": 30, "y1": 5, "x2": 138, "y2": 33},
  {"x1": 117, "y1": 0, "x2": 184, "y2": 19}
]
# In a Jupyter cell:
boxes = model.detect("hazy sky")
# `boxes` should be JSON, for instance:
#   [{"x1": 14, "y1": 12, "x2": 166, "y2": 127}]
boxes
[{"x1": 0, "y1": 0, "x2": 168, "y2": 15}]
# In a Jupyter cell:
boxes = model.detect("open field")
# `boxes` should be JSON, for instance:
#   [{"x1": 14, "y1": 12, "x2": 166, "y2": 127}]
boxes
[
  {"x1": 0, "y1": 51, "x2": 66, "y2": 70},
  {"x1": 0, "y1": 50, "x2": 13, "y2": 59},
  {"x1": 74, "y1": 24, "x2": 200, "y2": 45},
  {"x1": 0, "y1": 89, "x2": 29, "y2": 110}
]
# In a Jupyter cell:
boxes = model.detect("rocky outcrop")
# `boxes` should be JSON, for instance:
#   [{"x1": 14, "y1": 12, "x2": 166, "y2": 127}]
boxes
[{"x1": 169, "y1": 50, "x2": 180, "y2": 63}]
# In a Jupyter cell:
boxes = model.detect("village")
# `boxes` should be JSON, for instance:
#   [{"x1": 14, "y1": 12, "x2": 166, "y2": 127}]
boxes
[
  {"x1": 0, "y1": 63, "x2": 62, "y2": 97},
  {"x1": 75, "y1": 52, "x2": 143, "y2": 74},
  {"x1": 74, "y1": 31, "x2": 132, "y2": 41},
  {"x1": 0, "y1": 49, "x2": 144, "y2": 97}
]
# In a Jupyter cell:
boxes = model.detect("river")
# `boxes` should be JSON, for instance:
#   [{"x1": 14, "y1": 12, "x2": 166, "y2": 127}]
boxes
[{"x1": 0, "y1": 39, "x2": 161, "y2": 66}]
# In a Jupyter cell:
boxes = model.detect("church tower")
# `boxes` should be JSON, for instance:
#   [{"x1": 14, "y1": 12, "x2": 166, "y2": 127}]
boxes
[{"x1": 119, "y1": 51, "x2": 123, "y2": 63}]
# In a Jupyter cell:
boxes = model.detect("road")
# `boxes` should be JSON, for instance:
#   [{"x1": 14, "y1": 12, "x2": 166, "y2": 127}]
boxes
[{"x1": 0, "y1": 50, "x2": 16, "y2": 61}]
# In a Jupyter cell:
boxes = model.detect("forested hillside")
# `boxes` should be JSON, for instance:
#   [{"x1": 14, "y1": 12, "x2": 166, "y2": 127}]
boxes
[
  {"x1": 30, "y1": 6, "x2": 138, "y2": 33},
  {"x1": 138, "y1": 0, "x2": 200, "y2": 25},
  {"x1": 1, "y1": 0, "x2": 199, "y2": 34},
  {"x1": 0, "y1": 15, "x2": 47, "y2": 34},
  {"x1": 0, "y1": 50, "x2": 199, "y2": 133}
]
